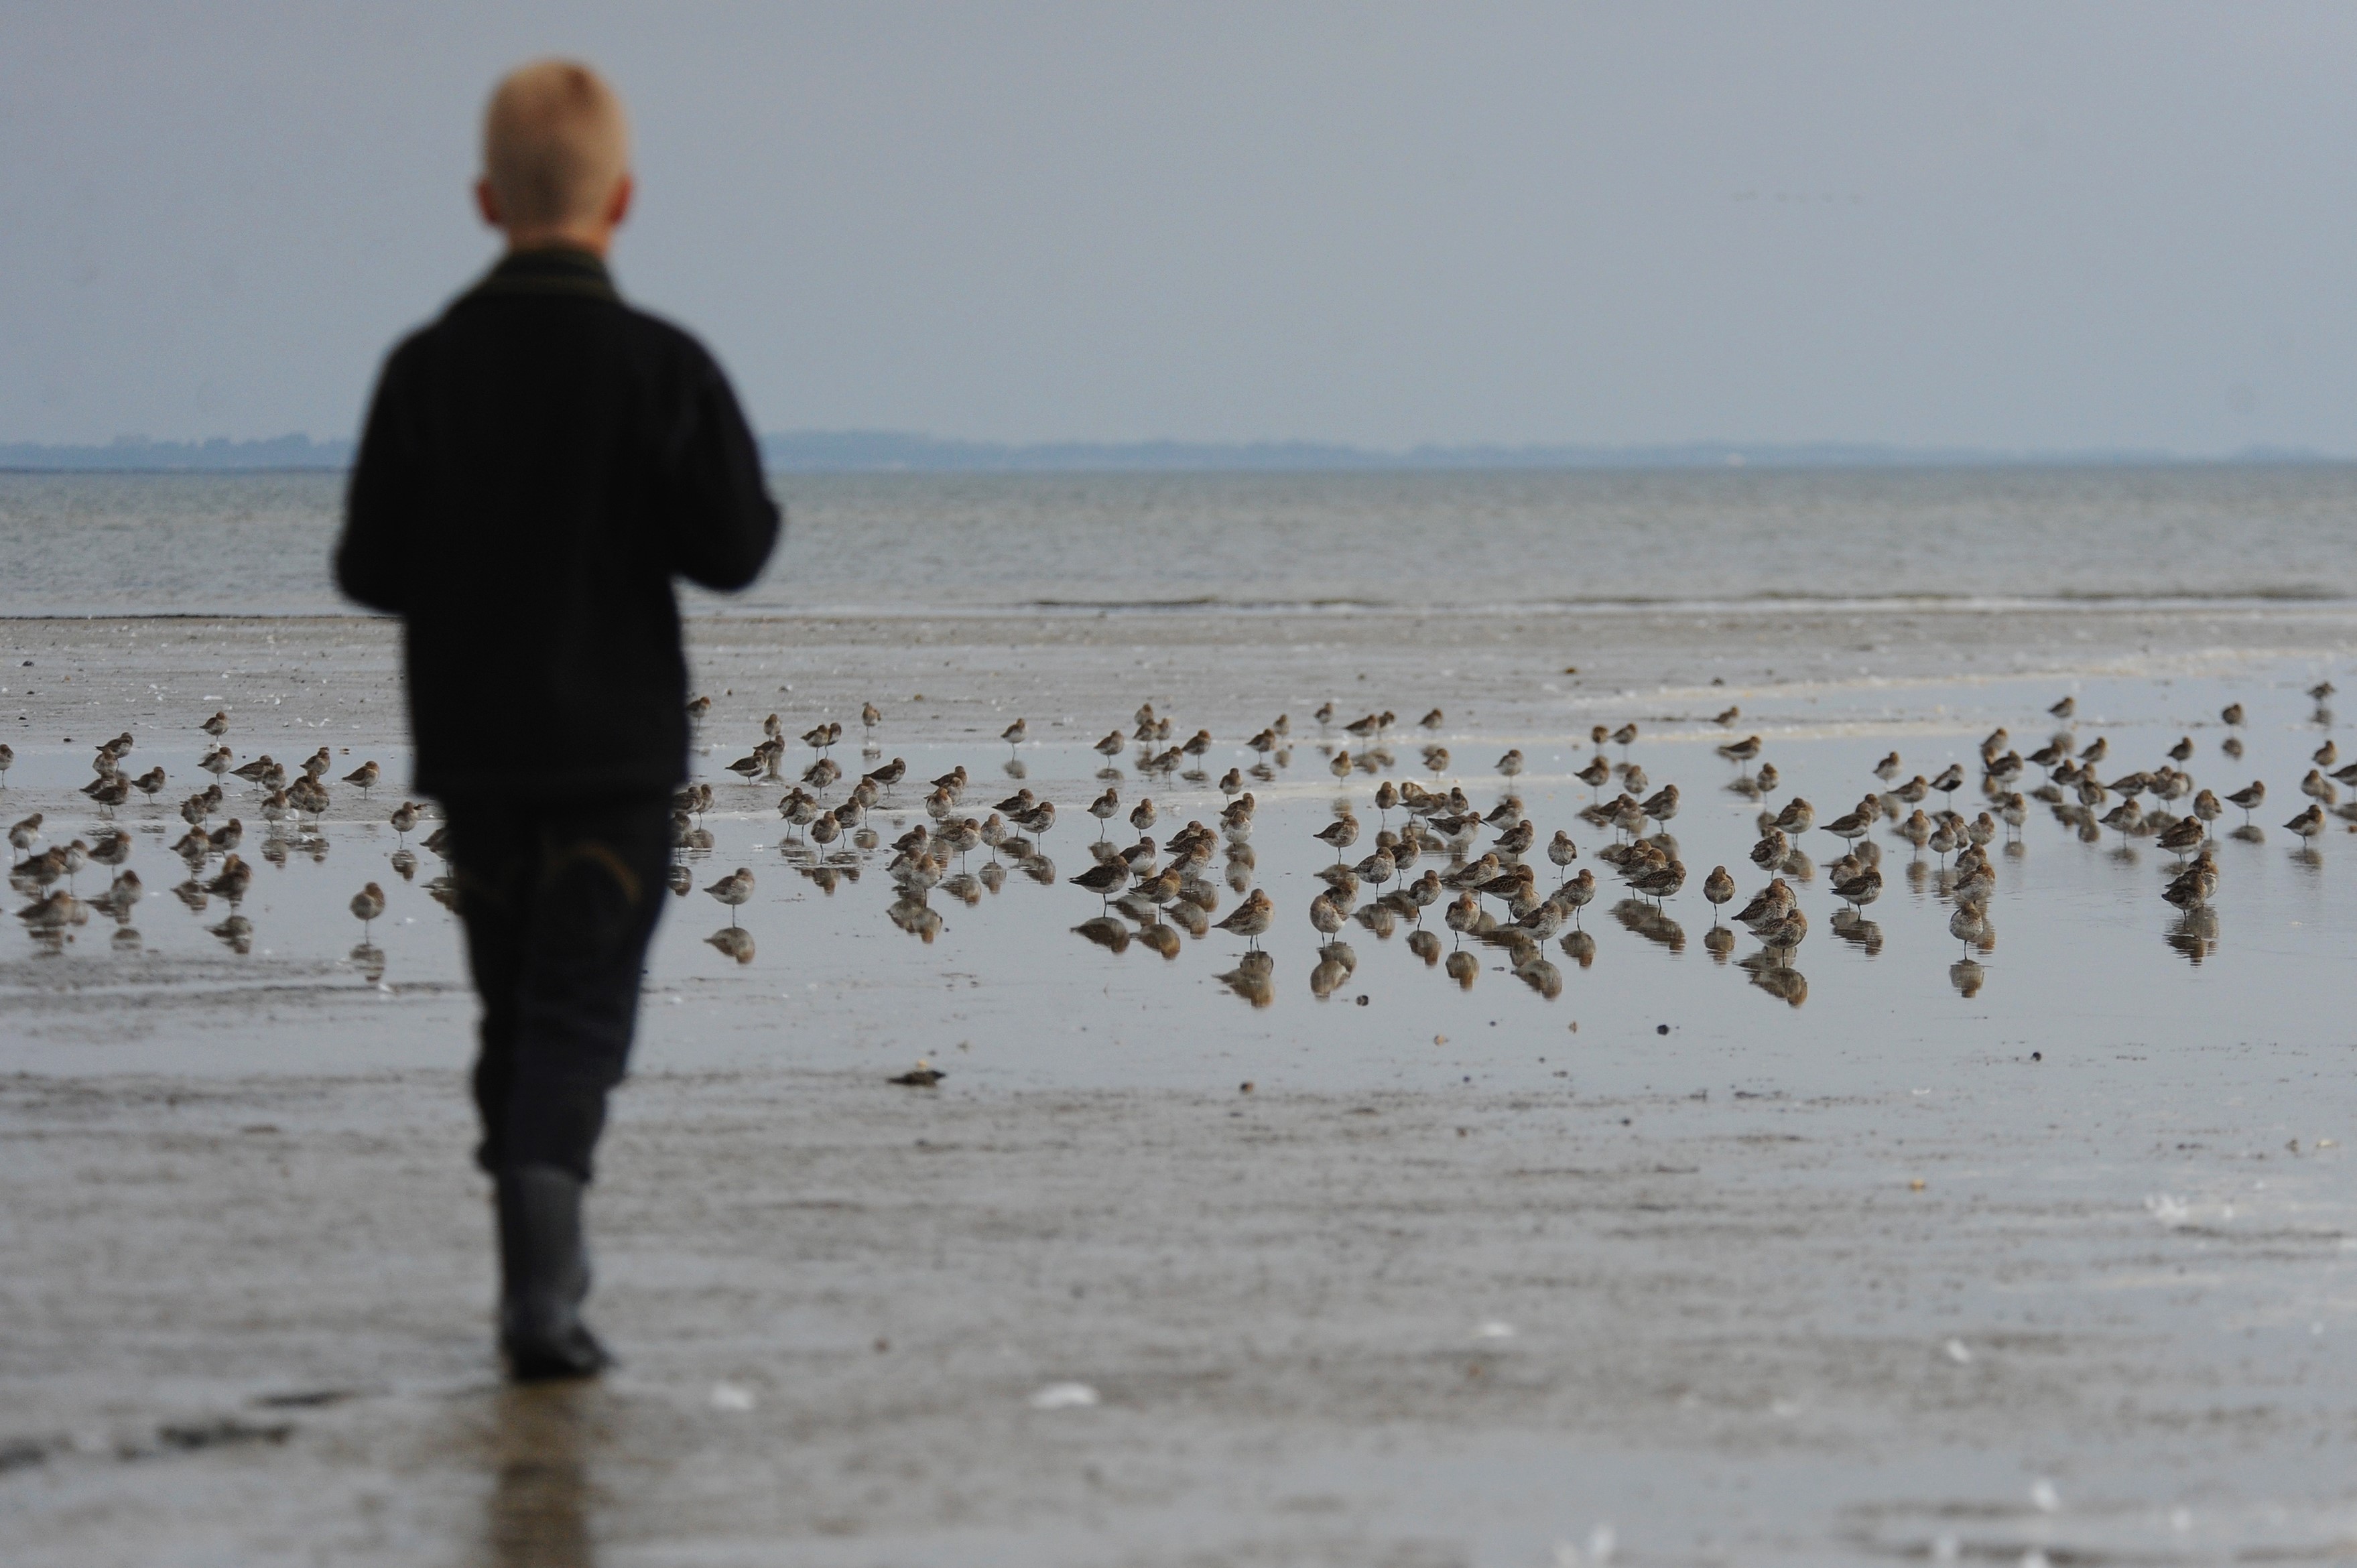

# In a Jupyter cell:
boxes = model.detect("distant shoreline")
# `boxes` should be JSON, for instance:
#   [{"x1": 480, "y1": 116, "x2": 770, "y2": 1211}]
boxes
[{"x1": 1, "y1": 432, "x2": 2346, "y2": 475}]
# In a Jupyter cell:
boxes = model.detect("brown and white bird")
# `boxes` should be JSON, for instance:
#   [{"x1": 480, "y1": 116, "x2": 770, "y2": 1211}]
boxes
[
  {"x1": 206, "y1": 855, "x2": 253, "y2": 903},
  {"x1": 101, "y1": 868, "x2": 143, "y2": 916},
  {"x1": 343, "y1": 761, "x2": 380, "y2": 797},
  {"x1": 17, "y1": 891, "x2": 88, "y2": 932},
  {"x1": 1821, "y1": 799, "x2": 1876, "y2": 846},
  {"x1": 1214, "y1": 889, "x2": 1275, "y2": 945},
  {"x1": 1734, "y1": 877, "x2": 1795, "y2": 933},
  {"x1": 1755, "y1": 907, "x2": 1809, "y2": 961},
  {"x1": 1631, "y1": 859, "x2": 1685, "y2": 903},
  {"x1": 705, "y1": 867, "x2": 755, "y2": 925},
  {"x1": 1830, "y1": 865, "x2": 1882, "y2": 910},
  {"x1": 2285, "y1": 803, "x2": 2326, "y2": 844},
  {"x1": 1314, "y1": 812, "x2": 1360, "y2": 860},
  {"x1": 2156, "y1": 815, "x2": 2206, "y2": 859},
  {"x1": 1557, "y1": 867, "x2": 1596, "y2": 921},
  {"x1": 1702, "y1": 865, "x2": 1735, "y2": 921},
  {"x1": 1490, "y1": 819, "x2": 1535, "y2": 858}
]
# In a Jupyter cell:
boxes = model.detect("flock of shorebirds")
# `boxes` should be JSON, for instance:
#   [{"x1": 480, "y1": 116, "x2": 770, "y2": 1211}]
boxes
[
  {"x1": 661, "y1": 679, "x2": 2345, "y2": 1005},
  {"x1": 8, "y1": 711, "x2": 442, "y2": 970},
  {"x1": 11, "y1": 680, "x2": 2344, "y2": 1006}
]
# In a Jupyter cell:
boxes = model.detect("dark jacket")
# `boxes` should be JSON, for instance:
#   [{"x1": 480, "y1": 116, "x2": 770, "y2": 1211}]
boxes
[{"x1": 336, "y1": 247, "x2": 779, "y2": 801}]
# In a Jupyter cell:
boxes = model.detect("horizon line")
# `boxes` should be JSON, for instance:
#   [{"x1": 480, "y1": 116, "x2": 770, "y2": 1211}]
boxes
[{"x1": 0, "y1": 430, "x2": 2348, "y2": 475}]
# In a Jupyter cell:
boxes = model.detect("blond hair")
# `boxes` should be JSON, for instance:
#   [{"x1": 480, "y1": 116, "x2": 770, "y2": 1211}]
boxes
[{"x1": 482, "y1": 60, "x2": 629, "y2": 231}]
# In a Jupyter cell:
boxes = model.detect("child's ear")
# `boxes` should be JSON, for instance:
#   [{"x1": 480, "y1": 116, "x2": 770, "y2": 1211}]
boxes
[
  {"x1": 474, "y1": 178, "x2": 504, "y2": 230},
  {"x1": 606, "y1": 173, "x2": 635, "y2": 230}
]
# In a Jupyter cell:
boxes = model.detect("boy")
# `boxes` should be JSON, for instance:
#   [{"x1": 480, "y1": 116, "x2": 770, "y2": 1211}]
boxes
[{"x1": 336, "y1": 60, "x2": 779, "y2": 1378}]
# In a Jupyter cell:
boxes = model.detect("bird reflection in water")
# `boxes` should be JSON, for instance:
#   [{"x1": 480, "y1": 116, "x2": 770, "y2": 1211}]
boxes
[
  {"x1": 1612, "y1": 899, "x2": 1685, "y2": 954},
  {"x1": 704, "y1": 927, "x2": 755, "y2": 965},
  {"x1": 476, "y1": 1386, "x2": 598, "y2": 1568},
  {"x1": 1558, "y1": 929, "x2": 1596, "y2": 970},
  {"x1": 2167, "y1": 906, "x2": 2220, "y2": 964},
  {"x1": 1739, "y1": 954, "x2": 1808, "y2": 1006},
  {"x1": 1218, "y1": 949, "x2": 1275, "y2": 1006},
  {"x1": 1073, "y1": 915, "x2": 1129, "y2": 954},
  {"x1": 1702, "y1": 925, "x2": 1735, "y2": 964},
  {"x1": 1444, "y1": 950, "x2": 1479, "y2": 989},
  {"x1": 1950, "y1": 958, "x2": 1986, "y2": 997},
  {"x1": 1517, "y1": 956, "x2": 1563, "y2": 998},
  {"x1": 1829, "y1": 909, "x2": 1883, "y2": 955}
]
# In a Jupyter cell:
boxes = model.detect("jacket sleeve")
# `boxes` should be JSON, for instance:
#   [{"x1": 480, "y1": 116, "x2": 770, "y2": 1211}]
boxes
[
  {"x1": 664, "y1": 348, "x2": 782, "y2": 592},
  {"x1": 335, "y1": 346, "x2": 417, "y2": 613}
]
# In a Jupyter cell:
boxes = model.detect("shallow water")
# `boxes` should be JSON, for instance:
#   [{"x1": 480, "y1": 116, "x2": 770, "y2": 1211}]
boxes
[
  {"x1": 9, "y1": 625, "x2": 2357, "y2": 1566},
  {"x1": 3, "y1": 464, "x2": 2354, "y2": 618},
  {"x1": 9, "y1": 661, "x2": 2347, "y2": 1100}
]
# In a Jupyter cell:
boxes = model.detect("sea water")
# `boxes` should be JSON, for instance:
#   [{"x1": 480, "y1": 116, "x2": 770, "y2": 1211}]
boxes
[{"x1": 1, "y1": 464, "x2": 2352, "y2": 619}]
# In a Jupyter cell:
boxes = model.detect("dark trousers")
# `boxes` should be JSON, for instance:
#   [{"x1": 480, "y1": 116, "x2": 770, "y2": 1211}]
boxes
[{"x1": 443, "y1": 795, "x2": 674, "y2": 1183}]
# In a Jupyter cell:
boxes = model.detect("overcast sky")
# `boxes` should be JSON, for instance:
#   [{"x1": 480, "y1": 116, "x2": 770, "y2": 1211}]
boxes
[{"x1": 5, "y1": 2, "x2": 2357, "y2": 453}]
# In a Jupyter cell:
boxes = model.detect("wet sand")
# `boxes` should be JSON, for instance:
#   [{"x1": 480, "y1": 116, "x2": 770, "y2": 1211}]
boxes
[{"x1": 6, "y1": 603, "x2": 2357, "y2": 1565}]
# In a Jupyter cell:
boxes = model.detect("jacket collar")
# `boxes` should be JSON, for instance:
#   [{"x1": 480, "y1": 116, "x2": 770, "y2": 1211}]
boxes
[{"x1": 466, "y1": 246, "x2": 620, "y2": 302}]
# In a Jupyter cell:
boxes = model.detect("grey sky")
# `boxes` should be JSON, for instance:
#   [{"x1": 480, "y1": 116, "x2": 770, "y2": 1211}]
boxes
[{"x1": 5, "y1": 1, "x2": 2356, "y2": 454}]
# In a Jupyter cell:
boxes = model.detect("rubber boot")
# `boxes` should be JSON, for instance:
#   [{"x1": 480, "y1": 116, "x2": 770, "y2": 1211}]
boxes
[{"x1": 495, "y1": 1163, "x2": 615, "y2": 1381}]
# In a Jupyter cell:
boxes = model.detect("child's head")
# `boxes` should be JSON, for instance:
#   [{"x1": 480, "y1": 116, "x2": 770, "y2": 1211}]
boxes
[{"x1": 476, "y1": 60, "x2": 632, "y2": 254}]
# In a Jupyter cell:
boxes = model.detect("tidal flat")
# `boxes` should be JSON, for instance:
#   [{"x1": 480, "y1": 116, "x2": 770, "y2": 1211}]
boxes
[{"x1": 5, "y1": 600, "x2": 2357, "y2": 1566}]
